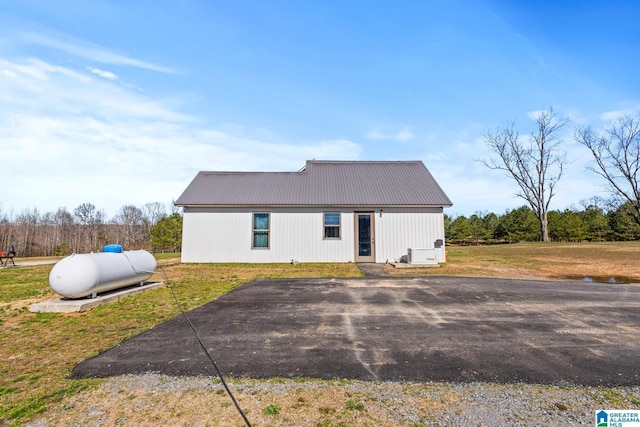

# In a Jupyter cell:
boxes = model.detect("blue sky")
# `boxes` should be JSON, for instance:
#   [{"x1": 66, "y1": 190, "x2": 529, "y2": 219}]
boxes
[{"x1": 1, "y1": 0, "x2": 639, "y2": 218}]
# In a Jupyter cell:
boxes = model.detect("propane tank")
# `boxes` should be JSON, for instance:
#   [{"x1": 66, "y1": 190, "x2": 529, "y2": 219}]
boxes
[{"x1": 49, "y1": 250, "x2": 156, "y2": 299}]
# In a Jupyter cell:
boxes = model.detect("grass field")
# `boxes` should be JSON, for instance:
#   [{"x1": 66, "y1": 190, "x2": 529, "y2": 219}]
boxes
[
  {"x1": 389, "y1": 241, "x2": 640, "y2": 282},
  {"x1": 1, "y1": 243, "x2": 639, "y2": 426}
]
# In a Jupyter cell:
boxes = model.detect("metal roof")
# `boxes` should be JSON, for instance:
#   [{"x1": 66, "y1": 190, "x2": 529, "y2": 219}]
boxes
[{"x1": 175, "y1": 160, "x2": 453, "y2": 207}]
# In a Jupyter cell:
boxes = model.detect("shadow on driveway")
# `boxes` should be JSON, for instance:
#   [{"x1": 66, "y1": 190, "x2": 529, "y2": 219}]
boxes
[{"x1": 72, "y1": 276, "x2": 640, "y2": 386}]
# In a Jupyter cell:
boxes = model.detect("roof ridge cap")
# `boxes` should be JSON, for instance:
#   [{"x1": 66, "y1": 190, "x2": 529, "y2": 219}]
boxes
[
  {"x1": 308, "y1": 160, "x2": 422, "y2": 164},
  {"x1": 200, "y1": 170, "x2": 299, "y2": 175}
]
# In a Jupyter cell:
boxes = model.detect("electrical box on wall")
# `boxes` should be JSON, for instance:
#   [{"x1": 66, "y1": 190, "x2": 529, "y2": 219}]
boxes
[{"x1": 407, "y1": 248, "x2": 437, "y2": 265}]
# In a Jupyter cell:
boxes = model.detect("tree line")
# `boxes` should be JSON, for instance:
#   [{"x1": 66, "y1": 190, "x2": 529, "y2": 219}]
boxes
[
  {"x1": 2, "y1": 198, "x2": 637, "y2": 257},
  {"x1": 0, "y1": 202, "x2": 183, "y2": 257},
  {"x1": 482, "y1": 109, "x2": 640, "y2": 242},
  {"x1": 446, "y1": 201, "x2": 640, "y2": 245}
]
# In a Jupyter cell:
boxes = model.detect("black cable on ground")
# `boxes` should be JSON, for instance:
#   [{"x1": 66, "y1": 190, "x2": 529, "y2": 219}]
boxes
[{"x1": 157, "y1": 266, "x2": 253, "y2": 427}]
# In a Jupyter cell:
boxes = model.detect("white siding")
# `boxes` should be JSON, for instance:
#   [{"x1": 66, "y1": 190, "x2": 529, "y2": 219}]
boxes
[
  {"x1": 182, "y1": 208, "x2": 354, "y2": 263},
  {"x1": 181, "y1": 207, "x2": 446, "y2": 263},
  {"x1": 373, "y1": 208, "x2": 446, "y2": 263}
]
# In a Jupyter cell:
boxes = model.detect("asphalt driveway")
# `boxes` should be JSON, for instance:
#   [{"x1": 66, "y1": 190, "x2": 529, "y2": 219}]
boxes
[{"x1": 72, "y1": 276, "x2": 640, "y2": 386}]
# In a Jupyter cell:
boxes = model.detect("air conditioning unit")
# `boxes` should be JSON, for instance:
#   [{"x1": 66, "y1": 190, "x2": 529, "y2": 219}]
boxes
[{"x1": 407, "y1": 248, "x2": 437, "y2": 265}]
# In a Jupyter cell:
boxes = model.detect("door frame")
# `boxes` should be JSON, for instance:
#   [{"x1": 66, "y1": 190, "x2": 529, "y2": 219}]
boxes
[{"x1": 354, "y1": 211, "x2": 375, "y2": 263}]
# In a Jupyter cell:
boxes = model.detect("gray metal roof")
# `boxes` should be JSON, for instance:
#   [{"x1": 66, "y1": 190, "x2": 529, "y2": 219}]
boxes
[{"x1": 175, "y1": 160, "x2": 453, "y2": 207}]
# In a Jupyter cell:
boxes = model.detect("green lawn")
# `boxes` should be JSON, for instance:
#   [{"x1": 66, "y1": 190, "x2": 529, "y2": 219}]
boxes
[{"x1": 0, "y1": 259, "x2": 361, "y2": 425}]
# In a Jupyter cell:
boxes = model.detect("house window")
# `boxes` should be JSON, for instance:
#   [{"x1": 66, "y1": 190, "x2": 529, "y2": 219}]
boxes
[
  {"x1": 252, "y1": 213, "x2": 270, "y2": 249},
  {"x1": 324, "y1": 212, "x2": 341, "y2": 239}
]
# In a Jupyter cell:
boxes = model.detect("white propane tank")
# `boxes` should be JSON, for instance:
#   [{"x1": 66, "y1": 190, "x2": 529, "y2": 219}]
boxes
[{"x1": 49, "y1": 250, "x2": 157, "y2": 299}]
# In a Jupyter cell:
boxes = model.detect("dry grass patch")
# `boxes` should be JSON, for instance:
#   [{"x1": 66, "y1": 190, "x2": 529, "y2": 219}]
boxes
[
  {"x1": 388, "y1": 241, "x2": 640, "y2": 282},
  {"x1": 28, "y1": 375, "x2": 640, "y2": 426},
  {"x1": 35, "y1": 375, "x2": 462, "y2": 427}
]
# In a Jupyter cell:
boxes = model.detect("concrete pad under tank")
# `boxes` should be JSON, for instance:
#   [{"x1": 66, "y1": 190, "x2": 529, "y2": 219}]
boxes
[{"x1": 29, "y1": 281, "x2": 163, "y2": 313}]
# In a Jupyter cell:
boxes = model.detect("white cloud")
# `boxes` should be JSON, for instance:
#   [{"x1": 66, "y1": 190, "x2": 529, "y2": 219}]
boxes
[
  {"x1": 600, "y1": 108, "x2": 640, "y2": 122},
  {"x1": 0, "y1": 57, "x2": 362, "y2": 216},
  {"x1": 1, "y1": 58, "x2": 189, "y2": 122},
  {"x1": 366, "y1": 127, "x2": 414, "y2": 141},
  {"x1": 88, "y1": 67, "x2": 118, "y2": 80},
  {"x1": 0, "y1": 58, "x2": 91, "y2": 83},
  {"x1": 526, "y1": 109, "x2": 545, "y2": 121},
  {"x1": 17, "y1": 31, "x2": 176, "y2": 74},
  {"x1": 395, "y1": 128, "x2": 414, "y2": 141}
]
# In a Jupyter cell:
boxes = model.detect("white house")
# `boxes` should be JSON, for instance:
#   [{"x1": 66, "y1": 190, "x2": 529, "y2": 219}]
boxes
[{"x1": 175, "y1": 160, "x2": 452, "y2": 264}]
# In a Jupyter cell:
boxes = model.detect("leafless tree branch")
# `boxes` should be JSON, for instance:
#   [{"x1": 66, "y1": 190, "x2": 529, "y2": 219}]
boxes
[
  {"x1": 574, "y1": 112, "x2": 640, "y2": 226},
  {"x1": 481, "y1": 108, "x2": 569, "y2": 241}
]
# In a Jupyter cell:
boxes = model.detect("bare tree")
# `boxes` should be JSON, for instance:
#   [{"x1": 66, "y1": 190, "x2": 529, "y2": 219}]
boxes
[
  {"x1": 575, "y1": 112, "x2": 640, "y2": 226},
  {"x1": 169, "y1": 199, "x2": 181, "y2": 215},
  {"x1": 0, "y1": 208, "x2": 13, "y2": 251},
  {"x1": 74, "y1": 203, "x2": 97, "y2": 226},
  {"x1": 482, "y1": 108, "x2": 569, "y2": 241},
  {"x1": 14, "y1": 208, "x2": 40, "y2": 256},
  {"x1": 115, "y1": 205, "x2": 146, "y2": 248},
  {"x1": 54, "y1": 208, "x2": 75, "y2": 252},
  {"x1": 0, "y1": 202, "x2": 171, "y2": 255},
  {"x1": 74, "y1": 202, "x2": 105, "y2": 251},
  {"x1": 40, "y1": 212, "x2": 57, "y2": 256},
  {"x1": 141, "y1": 202, "x2": 167, "y2": 236}
]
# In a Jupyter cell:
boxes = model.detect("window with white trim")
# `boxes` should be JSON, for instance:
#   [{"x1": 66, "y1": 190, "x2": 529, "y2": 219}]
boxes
[
  {"x1": 252, "y1": 213, "x2": 270, "y2": 249},
  {"x1": 323, "y1": 212, "x2": 341, "y2": 239}
]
